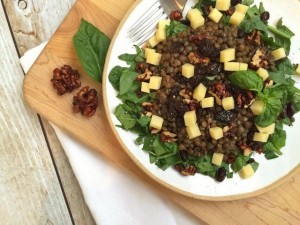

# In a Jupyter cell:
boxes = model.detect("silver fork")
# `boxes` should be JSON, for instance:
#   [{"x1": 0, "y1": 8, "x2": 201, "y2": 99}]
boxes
[{"x1": 129, "y1": 0, "x2": 188, "y2": 46}]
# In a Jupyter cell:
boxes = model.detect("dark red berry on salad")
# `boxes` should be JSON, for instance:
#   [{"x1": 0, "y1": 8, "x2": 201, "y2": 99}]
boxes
[
  {"x1": 260, "y1": 11, "x2": 270, "y2": 23},
  {"x1": 215, "y1": 167, "x2": 227, "y2": 182}
]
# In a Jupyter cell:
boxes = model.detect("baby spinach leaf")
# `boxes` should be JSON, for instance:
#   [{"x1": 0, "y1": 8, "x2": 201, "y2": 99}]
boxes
[
  {"x1": 242, "y1": 0, "x2": 254, "y2": 6},
  {"x1": 114, "y1": 104, "x2": 136, "y2": 130},
  {"x1": 166, "y1": 21, "x2": 187, "y2": 37},
  {"x1": 119, "y1": 70, "x2": 138, "y2": 95},
  {"x1": 232, "y1": 154, "x2": 251, "y2": 173},
  {"x1": 118, "y1": 46, "x2": 145, "y2": 69},
  {"x1": 73, "y1": 19, "x2": 110, "y2": 82},
  {"x1": 109, "y1": 66, "x2": 127, "y2": 90},
  {"x1": 229, "y1": 70, "x2": 263, "y2": 92},
  {"x1": 267, "y1": 18, "x2": 295, "y2": 54},
  {"x1": 239, "y1": 6, "x2": 268, "y2": 33},
  {"x1": 255, "y1": 87, "x2": 284, "y2": 127},
  {"x1": 263, "y1": 128, "x2": 286, "y2": 158}
]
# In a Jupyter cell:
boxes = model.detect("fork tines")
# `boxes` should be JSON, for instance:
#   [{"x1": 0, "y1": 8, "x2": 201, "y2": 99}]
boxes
[{"x1": 129, "y1": 0, "x2": 167, "y2": 46}]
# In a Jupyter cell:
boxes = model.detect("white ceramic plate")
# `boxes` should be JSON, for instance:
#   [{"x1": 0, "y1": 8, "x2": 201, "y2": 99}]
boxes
[{"x1": 103, "y1": 0, "x2": 300, "y2": 200}]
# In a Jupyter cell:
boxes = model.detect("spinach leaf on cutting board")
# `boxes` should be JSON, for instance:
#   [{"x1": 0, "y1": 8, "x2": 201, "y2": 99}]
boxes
[{"x1": 73, "y1": 19, "x2": 110, "y2": 82}]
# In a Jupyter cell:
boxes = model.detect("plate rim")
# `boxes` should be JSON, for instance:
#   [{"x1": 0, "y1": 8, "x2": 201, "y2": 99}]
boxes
[{"x1": 102, "y1": 0, "x2": 300, "y2": 201}]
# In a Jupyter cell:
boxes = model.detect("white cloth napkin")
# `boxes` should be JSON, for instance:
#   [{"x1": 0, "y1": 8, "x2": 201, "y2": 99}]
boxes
[{"x1": 20, "y1": 43, "x2": 200, "y2": 225}]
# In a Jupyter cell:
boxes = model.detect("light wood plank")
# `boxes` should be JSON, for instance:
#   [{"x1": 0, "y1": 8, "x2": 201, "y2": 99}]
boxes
[
  {"x1": 3, "y1": 0, "x2": 96, "y2": 224},
  {"x1": 22, "y1": 0, "x2": 300, "y2": 224},
  {"x1": 0, "y1": 3, "x2": 72, "y2": 225}
]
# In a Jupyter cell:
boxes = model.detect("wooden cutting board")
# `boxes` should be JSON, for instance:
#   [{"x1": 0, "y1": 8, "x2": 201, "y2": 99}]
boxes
[{"x1": 23, "y1": 0, "x2": 300, "y2": 224}]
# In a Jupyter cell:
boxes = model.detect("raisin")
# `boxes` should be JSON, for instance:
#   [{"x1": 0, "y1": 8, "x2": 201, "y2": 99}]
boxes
[
  {"x1": 260, "y1": 11, "x2": 270, "y2": 23},
  {"x1": 215, "y1": 110, "x2": 237, "y2": 124},
  {"x1": 237, "y1": 29, "x2": 246, "y2": 38},
  {"x1": 286, "y1": 102, "x2": 296, "y2": 118},
  {"x1": 231, "y1": 0, "x2": 242, "y2": 6},
  {"x1": 247, "y1": 158, "x2": 255, "y2": 164},
  {"x1": 215, "y1": 167, "x2": 227, "y2": 182},
  {"x1": 175, "y1": 101, "x2": 189, "y2": 116},
  {"x1": 179, "y1": 150, "x2": 188, "y2": 161}
]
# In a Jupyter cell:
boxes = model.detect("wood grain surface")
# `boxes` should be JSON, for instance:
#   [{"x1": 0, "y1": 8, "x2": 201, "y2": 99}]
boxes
[
  {"x1": 23, "y1": 0, "x2": 300, "y2": 224},
  {"x1": 2, "y1": 0, "x2": 96, "y2": 224}
]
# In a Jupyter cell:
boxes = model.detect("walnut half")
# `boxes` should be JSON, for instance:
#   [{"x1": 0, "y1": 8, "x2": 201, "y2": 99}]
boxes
[{"x1": 73, "y1": 86, "x2": 98, "y2": 117}]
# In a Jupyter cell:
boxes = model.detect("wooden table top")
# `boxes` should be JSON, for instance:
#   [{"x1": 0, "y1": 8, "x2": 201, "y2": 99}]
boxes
[{"x1": 1, "y1": 0, "x2": 300, "y2": 224}]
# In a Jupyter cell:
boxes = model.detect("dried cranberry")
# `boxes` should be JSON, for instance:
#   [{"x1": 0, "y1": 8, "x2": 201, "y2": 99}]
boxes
[
  {"x1": 260, "y1": 11, "x2": 270, "y2": 23},
  {"x1": 215, "y1": 167, "x2": 227, "y2": 182}
]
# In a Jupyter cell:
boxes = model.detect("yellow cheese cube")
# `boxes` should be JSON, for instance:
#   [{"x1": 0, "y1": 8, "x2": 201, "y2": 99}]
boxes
[
  {"x1": 201, "y1": 97, "x2": 214, "y2": 108},
  {"x1": 184, "y1": 110, "x2": 197, "y2": 127},
  {"x1": 239, "y1": 164, "x2": 255, "y2": 179},
  {"x1": 187, "y1": 8, "x2": 202, "y2": 20},
  {"x1": 256, "y1": 67, "x2": 269, "y2": 81},
  {"x1": 182, "y1": 63, "x2": 195, "y2": 78},
  {"x1": 296, "y1": 64, "x2": 300, "y2": 75},
  {"x1": 235, "y1": 4, "x2": 249, "y2": 14},
  {"x1": 158, "y1": 19, "x2": 170, "y2": 30},
  {"x1": 148, "y1": 35, "x2": 159, "y2": 47},
  {"x1": 208, "y1": 8, "x2": 223, "y2": 23},
  {"x1": 146, "y1": 51, "x2": 162, "y2": 65},
  {"x1": 255, "y1": 123, "x2": 275, "y2": 134},
  {"x1": 144, "y1": 48, "x2": 155, "y2": 59},
  {"x1": 212, "y1": 152, "x2": 224, "y2": 166},
  {"x1": 224, "y1": 62, "x2": 248, "y2": 71},
  {"x1": 215, "y1": 0, "x2": 230, "y2": 11},
  {"x1": 186, "y1": 123, "x2": 201, "y2": 139},
  {"x1": 150, "y1": 115, "x2": 164, "y2": 130},
  {"x1": 187, "y1": 9, "x2": 205, "y2": 29},
  {"x1": 250, "y1": 99, "x2": 264, "y2": 115},
  {"x1": 222, "y1": 96, "x2": 235, "y2": 110},
  {"x1": 220, "y1": 48, "x2": 236, "y2": 62},
  {"x1": 155, "y1": 28, "x2": 166, "y2": 43},
  {"x1": 253, "y1": 132, "x2": 269, "y2": 142},
  {"x1": 149, "y1": 76, "x2": 162, "y2": 90},
  {"x1": 193, "y1": 83, "x2": 207, "y2": 101},
  {"x1": 209, "y1": 126, "x2": 223, "y2": 140},
  {"x1": 229, "y1": 11, "x2": 245, "y2": 26},
  {"x1": 271, "y1": 48, "x2": 286, "y2": 61},
  {"x1": 141, "y1": 82, "x2": 150, "y2": 93}
]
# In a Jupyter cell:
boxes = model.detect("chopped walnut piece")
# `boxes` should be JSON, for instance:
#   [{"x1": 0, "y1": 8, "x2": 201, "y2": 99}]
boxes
[
  {"x1": 249, "y1": 49, "x2": 268, "y2": 70},
  {"x1": 160, "y1": 131, "x2": 177, "y2": 142},
  {"x1": 191, "y1": 34, "x2": 211, "y2": 45},
  {"x1": 188, "y1": 52, "x2": 210, "y2": 65},
  {"x1": 136, "y1": 68, "x2": 152, "y2": 82},
  {"x1": 236, "y1": 90, "x2": 255, "y2": 108},
  {"x1": 73, "y1": 86, "x2": 98, "y2": 117},
  {"x1": 181, "y1": 165, "x2": 197, "y2": 176},
  {"x1": 209, "y1": 82, "x2": 230, "y2": 101},
  {"x1": 175, "y1": 164, "x2": 197, "y2": 176},
  {"x1": 179, "y1": 88, "x2": 192, "y2": 100},
  {"x1": 245, "y1": 30, "x2": 261, "y2": 46},
  {"x1": 170, "y1": 10, "x2": 182, "y2": 21},
  {"x1": 51, "y1": 65, "x2": 81, "y2": 95}
]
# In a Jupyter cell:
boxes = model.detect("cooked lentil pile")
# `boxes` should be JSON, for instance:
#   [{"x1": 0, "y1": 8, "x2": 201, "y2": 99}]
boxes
[{"x1": 140, "y1": 20, "x2": 275, "y2": 161}]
